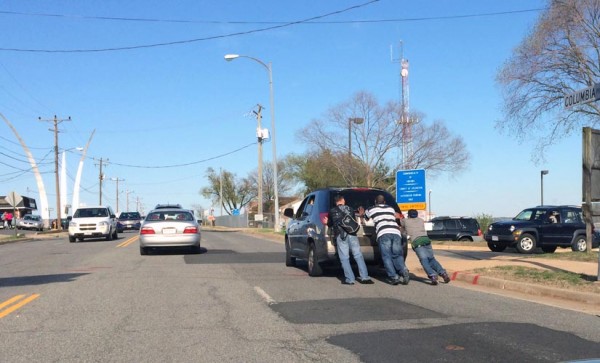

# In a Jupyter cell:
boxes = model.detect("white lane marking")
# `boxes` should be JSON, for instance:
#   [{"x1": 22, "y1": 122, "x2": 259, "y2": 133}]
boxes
[{"x1": 254, "y1": 286, "x2": 277, "y2": 305}]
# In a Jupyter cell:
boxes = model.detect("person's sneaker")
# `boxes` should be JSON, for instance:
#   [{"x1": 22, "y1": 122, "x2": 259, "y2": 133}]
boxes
[
  {"x1": 429, "y1": 275, "x2": 438, "y2": 286},
  {"x1": 441, "y1": 272, "x2": 451, "y2": 283},
  {"x1": 386, "y1": 276, "x2": 401, "y2": 285},
  {"x1": 401, "y1": 270, "x2": 410, "y2": 285},
  {"x1": 357, "y1": 277, "x2": 374, "y2": 285},
  {"x1": 341, "y1": 280, "x2": 355, "y2": 285}
]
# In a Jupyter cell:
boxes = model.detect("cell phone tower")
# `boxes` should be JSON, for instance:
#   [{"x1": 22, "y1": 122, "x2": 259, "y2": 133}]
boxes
[{"x1": 391, "y1": 41, "x2": 416, "y2": 169}]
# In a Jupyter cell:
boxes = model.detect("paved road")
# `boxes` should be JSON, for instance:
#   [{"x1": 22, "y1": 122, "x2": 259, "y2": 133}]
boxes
[{"x1": 1, "y1": 230, "x2": 599, "y2": 362}]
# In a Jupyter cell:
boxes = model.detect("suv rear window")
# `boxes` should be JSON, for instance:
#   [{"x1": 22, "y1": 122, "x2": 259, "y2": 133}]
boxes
[
  {"x1": 146, "y1": 211, "x2": 193, "y2": 221},
  {"x1": 119, "y1": 212, "x2": 141, "y2": 219},
  {"x1": 330, "y1": 190, "x2": 400, "y2": 212}
]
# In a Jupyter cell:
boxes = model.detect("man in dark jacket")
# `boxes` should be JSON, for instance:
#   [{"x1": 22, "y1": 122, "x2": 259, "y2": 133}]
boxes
[{"x1": 324, "y1": 194, "x2": 373, "y2": 285}]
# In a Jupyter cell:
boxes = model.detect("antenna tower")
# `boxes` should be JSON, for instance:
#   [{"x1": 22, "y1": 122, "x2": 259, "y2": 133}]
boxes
[{"x1": 391, "y1": 41, "x2": 416, "y2": 169}]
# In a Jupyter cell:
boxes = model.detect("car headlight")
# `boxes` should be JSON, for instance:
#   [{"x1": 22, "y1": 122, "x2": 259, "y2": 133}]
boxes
[
  {"x1": 512, "y1": 229, "x2": 522, "y2": 237},
  {"x1": 488, "y1": 225, "x2": 493, "y2": 231},
  {"x1": 99, "y1": 221, "x2": 109, "y2": 227},
  {"x1": 509, "y1": 225, "x2": 515, "y2": 232}
]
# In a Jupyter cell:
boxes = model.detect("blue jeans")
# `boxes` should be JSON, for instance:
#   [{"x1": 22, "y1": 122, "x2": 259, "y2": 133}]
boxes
[
  {"x1": 413, "y1": 244, "x2": 446, "y2": 277},
  {"x1": 378, "y1": 233, "x2": 408, "y2": 278},
  {"x1": 336, "y1": 234, "x2": 370, "y2": 283}
]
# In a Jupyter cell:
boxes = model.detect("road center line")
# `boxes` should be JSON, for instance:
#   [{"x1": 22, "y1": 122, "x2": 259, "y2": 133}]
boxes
[
  {"x1": 0, "y1": 294, "x2": 40, "y2": 319},
  {"x1": 117, "y1": 236, "x2": 138, "y2": 248}
]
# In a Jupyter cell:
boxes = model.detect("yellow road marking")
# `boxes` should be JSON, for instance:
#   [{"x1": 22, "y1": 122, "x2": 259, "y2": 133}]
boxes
[
  {"x1": 117, "y1": 235, "x2": 139, "y2": 248},
  {"x1": 0, "y1": 294, "x2": 40, "y2": 319}
]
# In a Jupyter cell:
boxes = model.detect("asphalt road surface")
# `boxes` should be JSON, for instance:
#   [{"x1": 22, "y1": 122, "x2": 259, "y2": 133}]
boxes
[{"x1": 1, "y1": 230, "x2": 599, "y2": 362}]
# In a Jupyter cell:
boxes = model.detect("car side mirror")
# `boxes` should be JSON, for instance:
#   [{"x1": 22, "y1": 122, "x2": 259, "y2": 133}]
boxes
[
  {"x1": 67, "y1": 216, "x2": 72, "y2": 221},
  {"x1": 110, "y1": 214, "x2": 116, "y2": 219}
]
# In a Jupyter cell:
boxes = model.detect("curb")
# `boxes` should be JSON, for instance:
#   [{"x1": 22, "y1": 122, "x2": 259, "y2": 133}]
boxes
[{"x1": 449, "y1": 270, "x2": 600, "y2": 306}]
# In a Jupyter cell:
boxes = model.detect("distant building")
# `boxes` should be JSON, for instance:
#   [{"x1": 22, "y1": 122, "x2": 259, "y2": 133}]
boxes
[{"x1": 0, "y1": 195, "x2": 38, "y2": 218}]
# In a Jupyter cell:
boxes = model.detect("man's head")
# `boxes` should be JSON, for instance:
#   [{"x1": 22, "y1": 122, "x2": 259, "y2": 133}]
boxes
[
  {"x1": 407, "y1": 209, "x2": 418, "y2": 218},
  {"x1": 334, "y1": 194, "x2": 345, "y2": 205},
  {"x1": 375, "y1": 195, "x2": 386, "y2": 205}
]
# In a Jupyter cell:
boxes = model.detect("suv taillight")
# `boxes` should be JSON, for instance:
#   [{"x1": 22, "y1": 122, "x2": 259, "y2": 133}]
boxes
[{"x1": 478, "y1": 229, "x2": 482, "y2": 236}]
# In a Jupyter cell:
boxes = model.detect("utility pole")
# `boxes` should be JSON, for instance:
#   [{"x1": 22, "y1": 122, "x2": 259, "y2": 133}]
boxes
[
  {"x1": 39, "y1": 115, "x2": 71, "y2": 230},
  {"x1": 95, "y1": 158, "x2": 108, "y2": 205},
  {"x1": 126, "y1": 189, "x2": 134, "y2": 212},
  {"x1": 110, "y1": 178, "x2": 125, "y2": 213},
  {"x1": 253, "y1": 104, "x2": 264, "y2": 228}
]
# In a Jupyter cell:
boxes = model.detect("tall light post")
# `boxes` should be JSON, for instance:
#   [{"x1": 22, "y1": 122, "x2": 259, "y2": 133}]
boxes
[
  {"x1": 111, "y1": 177, "x2": 125, "y2": 214},
  {"x1": 540, "y1": 170, "x2": 549, "y2": 206},
  {"x1": 428, "y1": 190, "x2": 432, "y2": 220},
  {"x1": 225, "y1": 53, "x2": 280, "y2": 231},
  {"x1": 348, "y1": 117, "x2": 364, "y2": 158}
]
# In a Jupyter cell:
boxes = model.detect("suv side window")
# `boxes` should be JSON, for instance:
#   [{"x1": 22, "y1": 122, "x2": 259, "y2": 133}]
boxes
[
  {"x1": 563, "y1": 209, "x2": 582, "y2": 224},
  {"x1": 444, "y1": 219, "x2": 459, "y2": 230},
  {"x1": 432, "y1": 220, "x2": 444, "y2": 231}
]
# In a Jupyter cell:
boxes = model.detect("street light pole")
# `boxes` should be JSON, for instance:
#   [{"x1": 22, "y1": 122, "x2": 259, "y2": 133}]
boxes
[
  {"x1": 540, "y1": 170, "x2": 549, "y2": 206},
  {"x1": 428, "y1": 190, "x2": 432, "y2": 220},
  {"x1": 225, "y1": 53, "x2": 280, "y2": 231},
  {"x1": 253, "y1": 105, "x2": 264, "y2": 227},
  {"x1": 348, "y1": 117, "x2": 364, "y2": 159}
]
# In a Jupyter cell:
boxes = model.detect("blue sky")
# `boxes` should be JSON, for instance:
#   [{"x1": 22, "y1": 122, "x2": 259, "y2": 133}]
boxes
[{"x1": 1, "y1": 0, "x2": 580, "y2": 219}]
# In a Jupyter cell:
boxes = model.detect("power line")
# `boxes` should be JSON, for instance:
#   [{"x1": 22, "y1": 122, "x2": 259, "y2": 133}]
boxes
[
  {"x1": 0, "y1": 1, "x2": 380, "y2": 53},
  {"x1": 0, "y1": 7, "x2": 545, "y2": 25},
  {"x1": 100, "y1": 141, "x2": 257, "y2": 169}
]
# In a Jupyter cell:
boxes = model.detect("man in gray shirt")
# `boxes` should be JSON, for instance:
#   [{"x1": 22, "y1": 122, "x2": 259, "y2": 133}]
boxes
[{"x1": 403, "y1": 209, "x2": 450, "y2": 285}]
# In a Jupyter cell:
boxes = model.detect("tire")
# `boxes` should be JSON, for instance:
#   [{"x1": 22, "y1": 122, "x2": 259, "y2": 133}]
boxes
[
  {"x1": 113, "y1": 229, "x2": 118, "y2": 240},
  {"x1": 105, "y1": 230, "x2": 113, "y2": 241},
  {"x1": 487, "y1": 242, "x2": 506, "y2": 252},
  {"x1": 516, "y1": 233, "x2": 536, "y2": 254},
  {"x1": 571, "y1": 236, "x2": 587, "y2": 252},
  {"x1": 307, "y1": 243, "x2": 323, "y2": 276},
  {"x1": 458, "y1": 237, "x2": 472, "y2": 242},
  {"x1": 69, "y1": 236, "x2": 76, "y2": 243},
  {"x1": 285, "y1": 239, "x2": 296, "y2": 267},
  {"x1": 541, "y1": 245, "x2": 557, "y2": 253},
  {"x1": 140, "y1": 246, "x2": 148, "y2": 255}
]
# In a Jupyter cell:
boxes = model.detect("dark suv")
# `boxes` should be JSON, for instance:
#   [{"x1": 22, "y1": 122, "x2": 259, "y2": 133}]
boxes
[
  {"x1": 427, "y1": 217, "x2": 482, "y2": 242},
  {"x1": 283, "y1": 187, "x2": 407, "y2": 276},
  {"x1": 117, "y1": 211, "x2": 142, "y2": 233},
  {"x1": 484, "y1": 205, "x2": 598, "y2": 253}
]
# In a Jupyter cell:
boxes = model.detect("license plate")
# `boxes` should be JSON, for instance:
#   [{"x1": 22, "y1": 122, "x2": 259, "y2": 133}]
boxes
[
  {"x1": 163, "y1": 228, "x2": 176, "y2": 234},
  {"x1": 492, "y1": 235, "x2": 498, "y2": 241}
]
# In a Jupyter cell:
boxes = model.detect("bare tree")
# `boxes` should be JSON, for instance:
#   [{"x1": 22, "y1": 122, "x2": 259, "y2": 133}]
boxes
[
  {"x1": 247, "y1": 160, "x2": 295, "y2": 212},
  {"x1": 497, "y1": 0, "x2": 600, "y2": 159},
  {"x1": 200, "y1": 167, "x2": 254, "y2": 215},
  {"x1": 297, "y1": 91, "x2": 469, "y2": 189}
]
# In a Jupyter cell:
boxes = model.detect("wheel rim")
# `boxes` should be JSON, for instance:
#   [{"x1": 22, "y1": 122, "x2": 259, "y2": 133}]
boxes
[
  {"x1": 520, "y1": 237, "x2": 534, "y2": 251},
  {"x1": 576, "y1": 238, "x2": 586, "y2": 251}
]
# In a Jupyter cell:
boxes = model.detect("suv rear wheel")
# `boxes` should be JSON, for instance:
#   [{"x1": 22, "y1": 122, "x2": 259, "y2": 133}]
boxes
[
  {"x1": 516, "y1": 233, "x2": 536, "y2": 254},
  {"x1": 571, "y1": 236, "x2": 587, "y2": 252},
  {"x1": 307, "y1": 243, "x2": 323, "y2": 276}
]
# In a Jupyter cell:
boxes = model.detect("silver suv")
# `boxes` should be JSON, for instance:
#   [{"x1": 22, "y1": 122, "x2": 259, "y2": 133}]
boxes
[
  {"x1": 68, "y1": 206, "x2": 118, "y2": 242},
  {"x1": 283, "y1": 187, "x2": 407, "y2": 276}
]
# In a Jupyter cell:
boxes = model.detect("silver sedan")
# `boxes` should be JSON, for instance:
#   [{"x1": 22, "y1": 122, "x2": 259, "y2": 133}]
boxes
[
  {"x1": 139, "y1": 208, "x2": 201, "y2": 255},
  {"x1": 16, "y1": 214, "x2": 44, "y2": 231}
]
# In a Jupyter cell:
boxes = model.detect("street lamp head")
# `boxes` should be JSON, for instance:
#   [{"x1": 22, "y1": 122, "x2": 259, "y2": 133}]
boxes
[
  {"x1": 541, "y1": 170, "x2": 549, "y2": 175},
  {"x1": 224, "y1": 54, "x2": 240, "y2": 61}
]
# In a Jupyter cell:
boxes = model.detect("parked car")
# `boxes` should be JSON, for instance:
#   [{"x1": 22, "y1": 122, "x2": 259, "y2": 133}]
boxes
[
  {"x1": 117, "y1": 211, "x2": 142, "y2": 233},
  {"x1": 427, "y1": 216, "x2": 482, "y2": 242},
  {"x1": 68, "y1": 206, "x2": 118, "y2": 242},
  {"x1": 16, "y1": 214, "x2": 44, "y2": 231},
  {"x1": 484, "y1": 205, "x2": 599, "y2": 253},
  {"x1": 139, "y1": 207, "x2": 201, "y2": 255},
  {"x1": 283, "y1": 187, "x2": 407, "y2": 276}
]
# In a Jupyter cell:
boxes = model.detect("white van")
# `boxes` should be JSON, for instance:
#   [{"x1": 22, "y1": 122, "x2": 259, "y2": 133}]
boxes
[{"x1": 68, "y1": 206, "x2": 118, "y2": 242}]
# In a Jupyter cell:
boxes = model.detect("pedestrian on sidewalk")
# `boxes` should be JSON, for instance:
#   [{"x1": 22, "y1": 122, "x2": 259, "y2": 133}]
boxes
[
  {"x1": 324, "y1": 194, "x2": 374, "y2": 285},
  {"x1": 403, "y1": 209, "x2": 450, "y2": 285},
  {"x1": 359, "y1": 195, "x2": 410, "y2": 285}
]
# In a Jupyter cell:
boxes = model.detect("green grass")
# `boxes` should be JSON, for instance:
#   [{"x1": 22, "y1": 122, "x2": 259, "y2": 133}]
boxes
[
  {"x1": 473, "y1": 265, "x2": 599, "y2": 292},
  {"x1": 521, "y1": 250, "x2": 599, "y2": 262}
]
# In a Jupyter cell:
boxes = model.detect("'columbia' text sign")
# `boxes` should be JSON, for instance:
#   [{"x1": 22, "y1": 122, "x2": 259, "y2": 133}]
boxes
[{"x1": 564, "y1": 83, "x2": 600, "y2": 109}]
